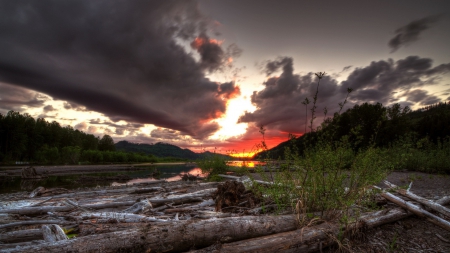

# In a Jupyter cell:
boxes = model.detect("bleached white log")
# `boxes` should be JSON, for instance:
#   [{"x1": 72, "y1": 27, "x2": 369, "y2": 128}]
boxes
[
  {"x1": 41, "y1": 224, "x2": 68, "y2": 243},
  {"x1": 77, "y1": 212, "x2": 167, "y2": 222},
  {"x1": 381, "y1": 191, "x2": 450, "y2": 231},
  {"x1": 384, "y1": 180, "x2": 450, "y2": 218},
  {"x1": 121, "y1": 199, "x2": 152, "y2": 214}
]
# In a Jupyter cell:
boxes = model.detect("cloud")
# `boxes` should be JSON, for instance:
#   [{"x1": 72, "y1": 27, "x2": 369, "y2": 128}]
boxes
[
  {"x1": 75, "y1": 122, "x2": 88, "y2": 131},
  {"x1": 342, "y1": 65, "x2": 353, "y2": 72},
  {"x1": 0, "y1": 0, "x2": 239, "y2": 139},
  {"x1": 0, "y1": 82, "x2": 47, "y2": 114},
  {"x1": 239, "y1": 56, "x2": 450, "y2": 136},
  {"x1": 388, "y1": 15, "x2": 441, "y2": 52},
  {"x1": 63, "y1": 102, "x2": 86, "y2": 111},
  {"x1": 43, "y1": 105, "x2": 55, "y2": 112},
  {"x1": 87, "y1": 119, "x2": 144, "y2": 136},
  {"x1": 151, "y1": 128, "x2": 184, "y2": 140}
]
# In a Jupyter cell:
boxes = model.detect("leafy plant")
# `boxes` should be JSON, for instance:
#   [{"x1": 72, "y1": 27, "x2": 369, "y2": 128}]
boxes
[{"x1": 197, "y1": 152, "x2": 229, "y2": 181}]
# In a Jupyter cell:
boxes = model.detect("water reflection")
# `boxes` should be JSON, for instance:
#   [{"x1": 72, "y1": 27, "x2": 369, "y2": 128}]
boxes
[
  {"x1": 112, "y1": 167, "x2": 207, "y2": 186},
  {"x1": 0, "y1": 162, "x2": 263, "y2": 194},
  {"x1": 227, "y1": 161, "x2": 263, "y2": 168},
  {"x1": 0, "y1": 164, "x2": 207, "y2": 194}
]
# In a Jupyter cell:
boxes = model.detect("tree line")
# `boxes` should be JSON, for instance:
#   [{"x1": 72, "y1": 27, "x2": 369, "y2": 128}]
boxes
[
  {"x1": 255, "y1": 102, "x2": 450, "y2": 173},
  {"x1": 0, "y1": 111, "x2": 157, "y2": 165}
]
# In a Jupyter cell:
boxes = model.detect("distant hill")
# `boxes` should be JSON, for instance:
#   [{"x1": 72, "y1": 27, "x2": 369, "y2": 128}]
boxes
[{"x1": 115, "y1": 141, "x2": 232, "y2": 160}]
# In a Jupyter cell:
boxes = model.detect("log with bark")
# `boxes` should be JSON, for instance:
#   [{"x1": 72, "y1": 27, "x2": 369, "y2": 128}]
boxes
[
  {"x1": 1, "y1": 215, "x2": 299, "y2": 253},
  {"x1": 0, "y1": 229, "x2": 42, "y2": 243},
  {"x1": 0, "y1": 220, "x2": 72, "y2": 230},
  {"x1": 384, "y1": 181, "x2": 450, "y2": 218},
  {"x1": 380, "y1": 190, "x2": 450, "y2": 231},
  {"x1": 190, "y1": 207, "x2": 413, "y2": 253}
]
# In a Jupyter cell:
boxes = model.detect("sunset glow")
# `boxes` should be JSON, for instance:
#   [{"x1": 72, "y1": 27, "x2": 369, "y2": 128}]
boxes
[{"x1": 0, "y1": 1, "x2": 449, "y2": 157}]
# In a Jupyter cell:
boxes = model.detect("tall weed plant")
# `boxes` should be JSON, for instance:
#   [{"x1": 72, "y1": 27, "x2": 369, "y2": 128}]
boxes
[{"x1": 252, "y1": 72, "x2": 388, "y2": 223}]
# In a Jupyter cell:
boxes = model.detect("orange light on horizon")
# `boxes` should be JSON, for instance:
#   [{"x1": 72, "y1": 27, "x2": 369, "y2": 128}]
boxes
[{"x1": 229, "y1": 152, "x2": 256, "y2": 158}]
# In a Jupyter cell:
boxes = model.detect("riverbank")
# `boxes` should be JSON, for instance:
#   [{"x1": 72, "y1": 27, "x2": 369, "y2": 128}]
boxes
[{"x1": 0, "y1": 170, "x2": 449, "y2": 252}]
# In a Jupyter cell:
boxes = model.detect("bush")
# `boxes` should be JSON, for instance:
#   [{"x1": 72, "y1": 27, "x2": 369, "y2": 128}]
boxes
[{"x1": 197, "y1": 154, "x2": 228, "y2": 180}]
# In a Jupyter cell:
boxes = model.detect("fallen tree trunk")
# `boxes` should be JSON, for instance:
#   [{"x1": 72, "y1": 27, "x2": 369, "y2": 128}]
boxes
[
  {"x1": 380, "y1": 191, "x2": 450, "y2": 231},
  {"x1": 28, "y1": 182, "x2": 166, "y2": 199},
  {"x1": 150, "y1": 196, "x2": 204, "y2": 207},
  {"x1": 161, "y1": 188, "x2": 216, "y2": 199},
  {"x1": 0, "y1": 200, "x2": 137, "y2": 215},
  {"x1": 78, "y1": 223, "x2": 141, "y2": 236},
  {"x1": 1, "y1": 215, "x2": 299, "y2": 253},
  {"x1": 436, "y1": 196, "x2": 450, "y2": 206},
  {"x1": 218, "y1": 174, "x2": 273, "y2": 186},
  {"x1": 190, "y1": 208, "x2": 412, "y2": 253},
  {"x1": 0, "y1": 229, "x2": 42, "y2": 243},
  {"x1": 0, "y1": 240, "x2": 46, "y2": 250},
  {"x1": 76, "y1": 212, "x2": 168, "y2": 222},
  {"x1": 384, "y1": 181, "x2": 450, "y2": 218},
  {"x1": 0, "y1": 220, "x2": 71, "y2": 230}
]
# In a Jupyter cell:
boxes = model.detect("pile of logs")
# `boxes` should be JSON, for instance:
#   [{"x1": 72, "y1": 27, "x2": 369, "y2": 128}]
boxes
[{"x1": 0, "y1": 175, "x2": 449, "y2": 253}]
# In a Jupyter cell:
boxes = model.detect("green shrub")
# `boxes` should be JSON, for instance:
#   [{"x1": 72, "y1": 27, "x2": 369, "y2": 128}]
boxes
[{"x1": 197, "y1": 154, "x2": 228, "y2": 180}]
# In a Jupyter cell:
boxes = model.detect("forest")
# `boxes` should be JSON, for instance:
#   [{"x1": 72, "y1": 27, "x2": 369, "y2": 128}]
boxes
[
  {"x1": 0, "y1": 111, "x2": 157, "y2": 165},
  {"x1": 256, "y1": 101, "x2": 450, "y2": 173}
]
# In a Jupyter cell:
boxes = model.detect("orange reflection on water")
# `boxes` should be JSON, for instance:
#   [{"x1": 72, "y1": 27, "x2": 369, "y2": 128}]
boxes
[
  {"x1": 111, "y1": 167, "x2": 207, "y2": 186},
  {"x1": 227, "y1": 161, "x2": 263, "y2": 168}
]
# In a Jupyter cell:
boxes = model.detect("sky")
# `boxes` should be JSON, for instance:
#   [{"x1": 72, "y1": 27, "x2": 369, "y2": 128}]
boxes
[{"x1": 0, "y1": 0, "x2": 449, "y2": 156}]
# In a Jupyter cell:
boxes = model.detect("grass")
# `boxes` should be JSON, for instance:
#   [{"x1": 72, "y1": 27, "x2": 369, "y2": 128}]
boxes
[{"x1": 248, "y1": 72, "x2": 390, "y2": 226}]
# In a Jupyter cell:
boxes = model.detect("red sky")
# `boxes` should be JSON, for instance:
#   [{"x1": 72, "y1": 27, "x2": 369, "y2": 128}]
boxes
[{"x1": 0, "y1": 0, "x2": 449, "y2": 156}]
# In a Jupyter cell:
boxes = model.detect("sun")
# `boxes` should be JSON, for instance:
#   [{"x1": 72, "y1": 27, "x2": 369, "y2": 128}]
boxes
[{"x1": 210, "y1": 96, "x2": 255, "y2": 140}]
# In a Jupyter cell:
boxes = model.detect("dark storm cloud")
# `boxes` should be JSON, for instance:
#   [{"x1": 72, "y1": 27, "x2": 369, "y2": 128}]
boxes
[
  {"x1": 43, "y1": 105, "x2": 55, "y2": 112},
  {"x1": 264, "y1": 57, "x2": 294, "y2": 76},
  {"x1": 151, "y1": 128, "x2": 183, "y2": 140},
  {"x1": 190, "y1": 33, "x2": 224, "y2": 72},
  {"x1": 389, "y1": 15, "x2": 441, "y2": 52},
  {"x1": 421, "y1": 96, "x2": 441, "y2": 105},
  {"x1": 401, "y1": 89, "x2": 441, "y2": 106},
  {"x1": 0, "y1": 0, "x2": 239, "y2": 139},
  {"x1": 239, "y1": 56, "x2": 449, "y2": 135},
  {"x1": 404, "y1": 89, "x2": 428, "y2": 103},
  {"x1": 0, "y1": 82, "x2": 47, "y2": 113},
  {"x1": 342, "y1": 66, "x2": 353, "y2": 72}
]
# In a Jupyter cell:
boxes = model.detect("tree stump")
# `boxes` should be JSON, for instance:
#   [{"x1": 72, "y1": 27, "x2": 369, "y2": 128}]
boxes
[{"x1": 214, "y1": 180, "x2": 261, "y2": 212}]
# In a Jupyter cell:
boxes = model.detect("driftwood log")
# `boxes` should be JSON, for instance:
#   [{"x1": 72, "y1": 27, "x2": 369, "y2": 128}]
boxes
[
  {"x1": 1, "y1": 215, "x2": 299, "y2": 253},
  {"x1": 0, "y1": 188, "x2": 216, "y2": 216},
  {"x1": 0, "y1": 229, "x2": 43, "y2": 243},
  {"x1": 384, "y1": 181, "x2": 450, "y2": 218},
  {"x1": 0, "y1": 220, "x2": 72, "y2": 230},
  {"x1": 191, "y1": 208, "x2": 412, "y2": 253},
  {"x1": 379, "y1": 188, "x2": 450, "y2": 231}
]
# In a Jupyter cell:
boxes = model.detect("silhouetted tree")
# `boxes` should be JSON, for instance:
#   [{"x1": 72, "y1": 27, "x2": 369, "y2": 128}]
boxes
[{"x1": 98, "y1": 135, "x2": 116, "y2": 151}]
